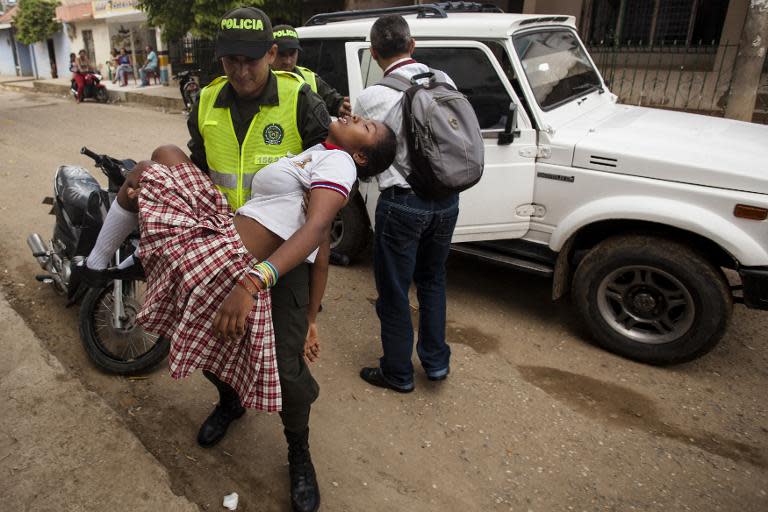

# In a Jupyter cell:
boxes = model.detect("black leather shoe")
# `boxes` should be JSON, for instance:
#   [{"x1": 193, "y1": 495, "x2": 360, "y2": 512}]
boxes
[
  {"x1": 359, "y1": 367, "x2": 414, "y2": 393},
  {"x1": 110, "y1": 258, "x2": 145, "y2": 280},
  {"x1": 68, "y1": 260, "x2": 110, "y2": 299},
  {"x1": 286, "y1": 429, "x2": 320, "y2": 512},
  {"x1": 196, "y1": 402, "x2": 246, "y2": 448},
  {"x1": 69, "y1": 258, "x2": 145, "y2": 299}
]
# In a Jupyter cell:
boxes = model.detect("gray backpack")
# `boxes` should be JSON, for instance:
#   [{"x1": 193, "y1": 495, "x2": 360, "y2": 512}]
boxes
[{"x1": 379, "y1": 70, "x2": 484, "y2": 199}]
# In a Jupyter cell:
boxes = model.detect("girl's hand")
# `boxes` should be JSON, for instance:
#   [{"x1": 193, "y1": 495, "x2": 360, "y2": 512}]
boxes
[
  {"x1": 304, "y1": 322, "x2": 320, "y2": 363},
  {"x1": 126, "y1": 184, "x2": 141, "y2": 200},
  {"x1": 213, "y1": 285, "x2": 254, "y2": 342}
]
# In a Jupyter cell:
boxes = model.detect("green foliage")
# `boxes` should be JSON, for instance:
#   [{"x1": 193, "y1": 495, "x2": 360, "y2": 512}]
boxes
[
  {"x1": 139, "y1": 0, "x2": 301, "y2": 41},
  {"x1": 14, "y1": 0, "x2": 61, "y2": 45}
]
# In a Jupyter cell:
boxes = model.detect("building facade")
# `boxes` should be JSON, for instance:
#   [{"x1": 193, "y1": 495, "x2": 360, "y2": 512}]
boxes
[{"x1": 56, "y1": 0, "x2": 158, "y2": 81}]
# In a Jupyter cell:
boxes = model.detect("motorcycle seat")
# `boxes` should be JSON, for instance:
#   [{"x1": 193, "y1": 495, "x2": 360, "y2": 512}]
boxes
[{"x1": 55, "y1": 165, "x2": 101, "y2": 226}]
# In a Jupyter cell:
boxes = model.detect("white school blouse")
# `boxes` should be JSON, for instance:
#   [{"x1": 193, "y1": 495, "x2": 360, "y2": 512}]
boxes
[{"x1": 236, "y1": 143, "x2": 356, "y2": 263}]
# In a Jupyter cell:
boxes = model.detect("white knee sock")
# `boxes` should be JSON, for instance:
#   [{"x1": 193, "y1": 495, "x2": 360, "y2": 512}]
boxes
[
  {"x1": 86, "y1": 201, "x2": 138, "y2": 270},
  {"x1": 116, "y1": 252, "x2": 138, "y2": 270}
]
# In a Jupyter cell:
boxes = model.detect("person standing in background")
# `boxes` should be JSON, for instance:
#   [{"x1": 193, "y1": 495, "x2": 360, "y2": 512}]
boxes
[{"x1": 271, "y1": 24, "x2": 351, "y2": 118}]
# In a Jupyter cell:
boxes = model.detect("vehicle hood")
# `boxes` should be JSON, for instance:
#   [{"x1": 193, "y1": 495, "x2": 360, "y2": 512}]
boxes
[{"x1": 570, "y1": 105, "x2": 768, "y2": 194}]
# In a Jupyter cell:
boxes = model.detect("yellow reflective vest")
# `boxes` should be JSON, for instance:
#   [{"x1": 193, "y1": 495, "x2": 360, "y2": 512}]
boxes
[
  {"x1": 197, "y1": 72, "x2": 303, "y2": 210},
  {"x1": 296, "y1": 66, "x2": 318, "y2": 93}
]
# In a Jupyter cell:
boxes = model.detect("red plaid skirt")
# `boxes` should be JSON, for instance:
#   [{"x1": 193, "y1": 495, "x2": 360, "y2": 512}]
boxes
[{"x1": 136, "y1": 162, "x2": 281, "y2": 412}]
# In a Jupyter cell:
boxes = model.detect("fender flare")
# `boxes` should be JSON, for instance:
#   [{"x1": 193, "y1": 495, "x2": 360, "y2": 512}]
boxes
[{"x1": 549, "y1": 195, "x2": 768, "y2": 266}]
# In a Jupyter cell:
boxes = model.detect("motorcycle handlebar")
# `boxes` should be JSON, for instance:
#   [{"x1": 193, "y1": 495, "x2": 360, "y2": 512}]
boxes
[
  {"x1": 80, "y1": 147, "x2": 125, "y2": 189},
  {"x1": 173, "y1": 69, "x2": 201, "y2": 78},
  {"x1": 80, "y1": 147, "x2": 100, "y2": 162}
]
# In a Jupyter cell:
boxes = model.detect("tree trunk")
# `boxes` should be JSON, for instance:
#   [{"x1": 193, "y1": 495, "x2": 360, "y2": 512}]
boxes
[
  {"x1": 724, "y1": 0, "x2": 768, "y2": 122},
  {"x1": 129, "y1": 29, "x2": 139, "y2": 82}
]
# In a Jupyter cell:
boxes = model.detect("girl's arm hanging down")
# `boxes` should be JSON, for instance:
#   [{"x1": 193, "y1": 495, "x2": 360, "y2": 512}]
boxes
[{"x1": 305, "y1": 236, "x2": 330, "y2": 362}]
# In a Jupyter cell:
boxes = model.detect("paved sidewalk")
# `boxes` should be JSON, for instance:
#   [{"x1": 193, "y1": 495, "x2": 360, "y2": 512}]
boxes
[
  {"x1": 0, "y1": 75, "x2": 35, "y2": 85},
  {"x1": 0, "y1": 75, "x2": 185, "y2": 111},
  {"x1": 0, "y1": 289, "x2": 198, "y2": 511}
]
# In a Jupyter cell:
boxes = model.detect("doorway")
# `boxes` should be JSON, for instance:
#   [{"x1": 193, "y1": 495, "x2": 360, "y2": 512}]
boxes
[{"x1": 47, "y1": 38, "x2": 58, "y2": 78}]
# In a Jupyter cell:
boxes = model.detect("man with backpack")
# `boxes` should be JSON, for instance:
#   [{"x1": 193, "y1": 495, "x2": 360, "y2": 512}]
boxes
[{"x1": 354, "y1": 14, "x2": 483, "y2": 393}]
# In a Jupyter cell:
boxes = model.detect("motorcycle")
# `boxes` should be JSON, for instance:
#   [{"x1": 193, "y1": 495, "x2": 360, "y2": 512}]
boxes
[
  {"x1": 173, "y1": 69, "x2": 200, "y2": 114},
  {"x1": 27, "y1": 147, "x2": 169, "y2": 374},
  {"x1": 70, "y1": 72, "x2": 109, "y2": 103}
]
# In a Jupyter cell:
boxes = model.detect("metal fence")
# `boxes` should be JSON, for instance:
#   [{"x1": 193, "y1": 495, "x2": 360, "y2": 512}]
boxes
[
  {"x1": 167, "y1": 38, "x2": 221, "y2": 87},
  {"x1": 587, "y1": 41, "x2": 768, "y2": 122}
]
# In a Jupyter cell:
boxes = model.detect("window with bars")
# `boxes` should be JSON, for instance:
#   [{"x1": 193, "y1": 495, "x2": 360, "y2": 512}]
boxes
[
  {"x1": 620, "y1": 0, "x2": 655, "y2": 43},
  {"x1": 585, "y1": 0, "x2": 730, "y2": 46},
  {"x1": 655, "y1": 0, "x2": 695, "y2": 43}
]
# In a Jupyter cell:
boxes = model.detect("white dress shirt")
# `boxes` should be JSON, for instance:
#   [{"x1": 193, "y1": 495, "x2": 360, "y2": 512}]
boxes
[{"x1": 353, "y1": 58, "x2": 456, "y2": 191}]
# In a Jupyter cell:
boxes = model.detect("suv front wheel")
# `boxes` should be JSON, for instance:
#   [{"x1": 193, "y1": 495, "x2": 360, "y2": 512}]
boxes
[{"x1": 572, "y1": 235, "x2": 732, "y2": 364}]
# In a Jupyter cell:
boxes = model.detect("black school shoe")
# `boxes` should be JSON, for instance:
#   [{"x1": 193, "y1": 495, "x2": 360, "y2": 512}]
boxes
[
  {"x1": 286, "y1": 428, "x2": 321, "y2": 512},
  {"x1": 68, "y1": 258, "x2": 145, "y2": 299},
  {"x1": 359, "y1": 367, "x2": 414, "y2": 393},
  {"x1": 196, "y1": 402, "x2": 246, "y2": 447}
]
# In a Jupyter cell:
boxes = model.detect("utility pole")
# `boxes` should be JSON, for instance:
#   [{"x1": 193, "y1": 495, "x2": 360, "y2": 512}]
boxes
[{"x1": 724, "y1": 0, "x2": 768, "y2": 122}]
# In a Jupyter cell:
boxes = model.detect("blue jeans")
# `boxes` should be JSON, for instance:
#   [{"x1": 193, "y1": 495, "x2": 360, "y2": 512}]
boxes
[
  {"x1": 374, "y1": 187, "x2": 459, "y2": 388},
  {"x1": 140, "y1": 66, "x2": 158, "y2": 85}
]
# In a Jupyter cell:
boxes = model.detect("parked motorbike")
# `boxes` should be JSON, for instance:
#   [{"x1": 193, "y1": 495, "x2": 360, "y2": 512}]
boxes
[
  {"x1": 173, "y1": 69, "x2": 200, "y2": 114},
  {"x1": 70, "y1": 72, "x2": 109, "y2": 103},
  {"x1": 27, "y1": 147, "x2": 169, "y2": 374}
]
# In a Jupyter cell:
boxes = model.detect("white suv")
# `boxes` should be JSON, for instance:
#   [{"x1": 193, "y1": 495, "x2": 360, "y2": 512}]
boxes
[{"x1": 296, "y1": 3, "x2": 768, "y2": 365}]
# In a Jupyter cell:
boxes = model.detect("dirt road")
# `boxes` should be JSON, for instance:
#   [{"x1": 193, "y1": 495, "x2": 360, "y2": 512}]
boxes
[{"x1": 0, "y1": 89, "x2": 766, "y2": 511}]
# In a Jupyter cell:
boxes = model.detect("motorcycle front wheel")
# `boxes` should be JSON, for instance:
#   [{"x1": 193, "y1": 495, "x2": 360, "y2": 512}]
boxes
[
  {"x1": 96, "y1": 87, "x2": 108, "y2": 103},
  {"x1": 182, "y1": 81, "x2": 200, "y2": 109},
  {"x1": 79, "y1": 280, "x2": 169, "y2": 374}
]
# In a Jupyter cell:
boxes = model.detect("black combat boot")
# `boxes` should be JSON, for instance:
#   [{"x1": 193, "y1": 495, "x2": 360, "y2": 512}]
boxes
[
  {"x1": 197, "y1": 372, "x2": 245, "y2": 447},
  {"x1": 286, "y1": 428, "x2": 320, "y2": 512}
]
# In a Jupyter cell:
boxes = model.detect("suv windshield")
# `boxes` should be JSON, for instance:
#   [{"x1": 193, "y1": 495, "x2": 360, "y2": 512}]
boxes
[{"x1": 513, "y1": 30, "x2": 602, "y2": 111}]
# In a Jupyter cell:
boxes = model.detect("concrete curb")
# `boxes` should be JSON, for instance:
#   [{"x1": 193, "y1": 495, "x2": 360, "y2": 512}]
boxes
[{"x1": 1, "y1": 80, "x2": 185, "y2": 111}]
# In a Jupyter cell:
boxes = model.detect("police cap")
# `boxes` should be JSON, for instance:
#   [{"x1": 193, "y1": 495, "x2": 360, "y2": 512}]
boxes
[
  {"x1": 273, "y1": 24, "x2": 301, "y2": 52},
  {"x1": 215, "y1": 7, "x2": 274, "y2": 60}
]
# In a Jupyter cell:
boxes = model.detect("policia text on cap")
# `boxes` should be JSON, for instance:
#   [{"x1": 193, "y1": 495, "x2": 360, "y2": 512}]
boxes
[{"x1": 186, "y1": 7, "x2": 328, "y2": 512}]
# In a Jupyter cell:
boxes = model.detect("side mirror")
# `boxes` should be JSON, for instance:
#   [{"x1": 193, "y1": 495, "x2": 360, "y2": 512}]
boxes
[{"x1": 498, "y1": 102, "x2": 521, "y2": 145}]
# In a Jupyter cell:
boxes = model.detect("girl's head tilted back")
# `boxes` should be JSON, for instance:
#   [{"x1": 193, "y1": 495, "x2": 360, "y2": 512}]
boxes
[{"x1": 327, "y1": 115, "x2": 397, "y2": 179}]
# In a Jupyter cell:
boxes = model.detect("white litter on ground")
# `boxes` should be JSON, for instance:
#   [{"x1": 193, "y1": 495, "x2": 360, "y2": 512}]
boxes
[{"x1": 223, "y1": 492, "x2": 239, "y2": 510}]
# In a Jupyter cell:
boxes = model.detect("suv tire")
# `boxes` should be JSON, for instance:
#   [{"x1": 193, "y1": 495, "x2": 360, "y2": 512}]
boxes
[
  {"x1": 330, "y1": 193, "x2": 370, "y2": 262},
  {"x1": 572, "y1": 235, "x2": 732, "y2": 364}
]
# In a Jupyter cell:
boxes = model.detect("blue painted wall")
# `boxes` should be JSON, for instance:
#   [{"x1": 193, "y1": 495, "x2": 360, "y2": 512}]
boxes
[
  {"x1": 53, "y1": 27, "x2": 71, "y2": 78},
  {"x1": 0, "y1": 29, "x2": 16, "y2": 76},
  {"x1": 31, "y1": 40, "x2": 51, "y2": 78},
  {"x1": 16, "y1": 40, "x2": 32, "y2": 76},
  {"x1": 0, "y1": 28, "x2": 70, "y2": 78}
]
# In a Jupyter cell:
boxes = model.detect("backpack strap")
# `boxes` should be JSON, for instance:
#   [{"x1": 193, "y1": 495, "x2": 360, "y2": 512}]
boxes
[
  {"x1": 377, "y1": 74, "x2": 412, "y2": 92},
  {"x1": 430, "y1": 69, "x2": 447, "y2": 83}
]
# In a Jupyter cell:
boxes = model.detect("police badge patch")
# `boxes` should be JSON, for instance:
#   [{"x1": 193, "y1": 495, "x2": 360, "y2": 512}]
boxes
[{"x1": 263, "y1": 123, "x2": 284, "y2": 145}]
